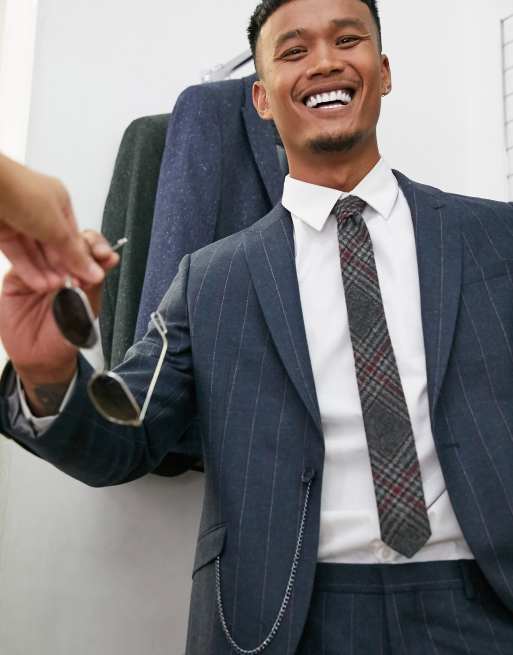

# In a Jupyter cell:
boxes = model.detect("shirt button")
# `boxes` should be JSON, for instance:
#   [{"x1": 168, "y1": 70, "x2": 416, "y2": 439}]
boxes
[
  {"x1": 370, "y1": 540, "x2": 396, "y2": 562},
  {"x1": 370, "y1": 539, "x2": 382, "y2": 557},
  {"x1": 380, "y1": 545, "x2": 394, "y2": 562}
]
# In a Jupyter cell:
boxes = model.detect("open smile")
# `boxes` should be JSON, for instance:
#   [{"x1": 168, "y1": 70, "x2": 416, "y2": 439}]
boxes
[
  {"x1": 300, "y1": 86, "x2": 357, "y2": 114},
  {"x1": 305, "y1": 89, "x2": 354, "y2": 109}
]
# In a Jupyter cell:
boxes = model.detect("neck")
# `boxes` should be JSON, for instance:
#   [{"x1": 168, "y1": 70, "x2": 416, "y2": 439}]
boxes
[{"x1": 287, "y1": 142, "x2": 381, "y2": 192}]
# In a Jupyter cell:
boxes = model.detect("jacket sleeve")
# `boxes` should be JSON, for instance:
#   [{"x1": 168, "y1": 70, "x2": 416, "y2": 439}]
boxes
[
  {"x1": 134, "y1": 85, "x2": 223, "y2": 341},
  {"x1": 0, "y1": 256, "x2": 197, "y2": 488}
]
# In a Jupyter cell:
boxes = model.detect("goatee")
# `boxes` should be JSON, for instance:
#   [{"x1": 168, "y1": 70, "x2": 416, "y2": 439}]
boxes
[{"x1": 308, "y1": 131, "x2": 364, "y2": 154}]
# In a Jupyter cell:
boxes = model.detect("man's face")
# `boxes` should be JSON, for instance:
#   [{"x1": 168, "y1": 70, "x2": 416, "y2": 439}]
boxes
[{"x1": 253, "y1": 0, "x2": 391, "y2": 163}]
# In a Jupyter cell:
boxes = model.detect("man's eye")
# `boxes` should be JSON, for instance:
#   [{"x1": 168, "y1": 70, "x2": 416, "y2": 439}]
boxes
[
  {"x1": 282, "y1": 47, "x2": 306, "y2": 58},
  {"x1": 337, "y1": 36, "x2": 360, "y2": 46}
]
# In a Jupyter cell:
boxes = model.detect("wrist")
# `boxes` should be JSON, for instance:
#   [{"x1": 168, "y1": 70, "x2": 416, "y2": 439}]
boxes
[
  {"x1": 16, "y1": 356, "x2": 78, "y2": 385},
  {"x1": 17, "y1": 360, "x2": 77, "y2": 417}
]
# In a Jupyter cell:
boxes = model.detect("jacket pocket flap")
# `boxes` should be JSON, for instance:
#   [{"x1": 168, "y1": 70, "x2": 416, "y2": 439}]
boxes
[
  {"x1": 192, "y1": 524, "x2": 227, "y2": 577},
  {"x1": 463, "y1": 260, "x2": 513, "y2": 286}
]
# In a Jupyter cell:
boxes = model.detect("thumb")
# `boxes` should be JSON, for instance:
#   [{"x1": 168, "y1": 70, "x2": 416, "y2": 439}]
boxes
[
  {"x1": 43, "y1": 189, "x2": 105, "y2": 284},
  {"x1": 52, "y1": 231, "x2": 105, "y2": 285}
]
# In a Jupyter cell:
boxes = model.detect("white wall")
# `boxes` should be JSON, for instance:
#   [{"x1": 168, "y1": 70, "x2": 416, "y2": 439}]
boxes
[
  {"x1": 0, "y1": 0, "x2": 38, "y2": 162},
  {"x1": 0, "y1": 0, "x2": 5, "y2": 55},
  {"x1": 0, "y1": 0, "x2": 39, "y2": 282},
  {"x1": 378, "y1": 0, "x2": 510, "y2": 201},
  {"x1": 0, "y1": 0, "x2": 39, "y2": 339},
  {"x1": 0, "y1": 2, "x2": 511, "y2": 655},
  {"x1": 0, "y1": 0, "x2": 39, "y2": 597}
]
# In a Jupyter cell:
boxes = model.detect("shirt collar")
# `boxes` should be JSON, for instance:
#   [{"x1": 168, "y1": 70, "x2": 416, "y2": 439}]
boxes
[{"x1": 281, "y1": 158, "x2": 399, "y2": 232}]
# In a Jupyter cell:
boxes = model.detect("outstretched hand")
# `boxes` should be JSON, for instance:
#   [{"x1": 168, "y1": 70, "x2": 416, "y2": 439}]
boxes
[
  {"x1": 0, "y1": 230, "x2": 119, "y2": 416},
  {"x1": 0, "y1": 154, "x2": 105, "y2": 290}
]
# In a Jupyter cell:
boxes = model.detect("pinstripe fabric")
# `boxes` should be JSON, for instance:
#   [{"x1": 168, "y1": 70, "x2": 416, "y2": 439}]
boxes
[
  {"x1": 2, "y1": 172, "x2": 513, "y2": 654},
  {"x1": 334, "y1": 195, "x2": 431, "y2": 558},
  {"x1": 297, "y1": 561, "x2": 513, "y2": 654}
]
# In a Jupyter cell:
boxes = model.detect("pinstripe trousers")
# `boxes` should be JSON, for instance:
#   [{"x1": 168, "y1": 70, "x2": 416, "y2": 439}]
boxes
[{"x1": 296, "y1": 561, "x2": 513, "y2": 655}]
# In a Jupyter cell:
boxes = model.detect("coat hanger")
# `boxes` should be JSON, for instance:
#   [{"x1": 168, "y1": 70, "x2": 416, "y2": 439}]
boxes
[{"x1": 202, "y1": 49, "x2": 253, "y2": 83}]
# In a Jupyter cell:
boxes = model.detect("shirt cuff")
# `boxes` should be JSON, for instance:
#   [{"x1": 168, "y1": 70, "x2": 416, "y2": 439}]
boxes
[{"x1": 16, "y1": 372, "x2": 78, "y2": 435}]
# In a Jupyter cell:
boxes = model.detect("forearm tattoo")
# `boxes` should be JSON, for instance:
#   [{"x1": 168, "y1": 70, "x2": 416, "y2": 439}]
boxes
[{"x1": 33, "y1": 383, "x2": 69, "y2": 415}]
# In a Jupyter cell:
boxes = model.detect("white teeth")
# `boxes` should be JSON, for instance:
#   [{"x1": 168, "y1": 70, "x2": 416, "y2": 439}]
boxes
[{"x1": 305, "y1": 89, "x2": 353, "y2": 108}]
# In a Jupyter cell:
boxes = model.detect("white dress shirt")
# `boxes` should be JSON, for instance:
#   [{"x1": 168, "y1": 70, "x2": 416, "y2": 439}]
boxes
[
  {"x1": 282, "y1": 158, "x2": 474, "y2": 564},
  {"x1": 20, "y1": 159, "x2": 474, "y2": 564}
]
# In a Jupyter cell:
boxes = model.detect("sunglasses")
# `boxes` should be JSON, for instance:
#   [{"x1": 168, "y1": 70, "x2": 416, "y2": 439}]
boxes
[
  {"x1": 88, "y1": 311, "x2": 168, "y2": 426},
  {"x1": 52, "y1": 237, "x2": 128, "y2": 349},
  {"x1": 52, "y1": 238, "x2": 169, "y2": 426}
]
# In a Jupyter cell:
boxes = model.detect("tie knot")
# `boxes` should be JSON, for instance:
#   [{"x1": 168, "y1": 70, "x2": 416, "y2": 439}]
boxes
[{"x1": 332, "y1": 195, "x2": 366, "y2": 225}]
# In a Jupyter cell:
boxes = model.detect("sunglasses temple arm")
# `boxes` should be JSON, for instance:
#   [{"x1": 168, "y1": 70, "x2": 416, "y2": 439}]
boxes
[{"x1": 138, "y1": 333, "x2": 168, "y2": 423}]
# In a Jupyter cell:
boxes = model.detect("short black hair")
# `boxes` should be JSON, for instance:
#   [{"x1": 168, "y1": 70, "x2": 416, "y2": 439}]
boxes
[{"x1": 248, "y1": 0, "x2": 382, "y2": 65}]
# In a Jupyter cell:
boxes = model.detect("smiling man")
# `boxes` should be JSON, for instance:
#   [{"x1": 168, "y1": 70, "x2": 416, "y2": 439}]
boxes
[
  {"x1": 251, "y1": 0, "x2": 389, "y2": 192},
  {"x1": 1, "y1": 1, "x2": 513, "y2": 654}
]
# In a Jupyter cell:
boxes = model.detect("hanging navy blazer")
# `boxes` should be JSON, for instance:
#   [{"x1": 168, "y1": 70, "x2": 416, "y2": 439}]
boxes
[{"x1": 135, "y1": 73, "x2": 286, "y2": 341}]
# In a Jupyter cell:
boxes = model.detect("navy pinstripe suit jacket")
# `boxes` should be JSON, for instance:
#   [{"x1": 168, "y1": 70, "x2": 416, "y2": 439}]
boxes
[{"x1": 2, "y1": 171, "x2": 513, "y2": 654}]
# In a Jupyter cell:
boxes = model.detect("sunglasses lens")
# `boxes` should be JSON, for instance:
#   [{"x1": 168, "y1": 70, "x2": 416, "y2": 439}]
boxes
[
  {"x1": 89, "y1": 375, "x2": 140, "y2": 425},
  {"x1": 52, "y1": 288, "x2": 97, "y2": 349}
]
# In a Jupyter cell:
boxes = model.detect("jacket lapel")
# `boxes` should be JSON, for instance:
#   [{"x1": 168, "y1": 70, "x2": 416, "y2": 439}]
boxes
[
  {"x1": 395, "y1": 171, "x2": 463, "y2": 423},
  {"x1": 243, "y1": 205, "x2": 322, "y2": 434},
  {"x1": 242, "y1": 171, "x2": 462, "y2": 435},
  {"x1": 241, "y1": 75, "x2": 285, "y2": 206}
]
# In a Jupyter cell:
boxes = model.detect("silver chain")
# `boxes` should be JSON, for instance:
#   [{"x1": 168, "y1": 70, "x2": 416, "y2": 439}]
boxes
[{"x1": 215, "y1": 479, "x2": 313, "y2": 655}]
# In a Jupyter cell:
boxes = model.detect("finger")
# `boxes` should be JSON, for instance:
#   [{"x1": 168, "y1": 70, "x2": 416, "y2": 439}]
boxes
[
  {"x1": 42, "y1": 188, "x2": 104, "y2": 284},
  {"x1": 22, "y1": 236, "x2": 64, "y2": 289},
  {"x1": 0, "y1": 236, "x2": 57, "y2": 292},
  {"x1": 79, "y1": 257, "x2": 119, "y2": 293},
  {"x1": 41, "y1": 177, "x2": 77, "y2": 237},
  {"x1": 53, "y1": 232, "x2": 105, "y2": 285},
  {"x1": 55, "y1": 179, "x2": 79, "y2": 232},
  {"x1": 44, "y1": 239, "x2": 87, "y2": 279},
  {"x1": 33, "y1": 238, "x2": 70, "y2": 289},
  {"x1": 42, "y1": 250, "x2": 68, "y2": 279},
  {"x1": 2, "y1": 266, "x2": 39, "y2": 295},
  {"x1": 82, "y1": 230, "x2": 120, "y2": 268},
  {"x1": 0, "y1": 168, "x2": 104, "y2": 285},
  {"x1": 82, "y1": 230, "x2": 111, "y2": 257}
]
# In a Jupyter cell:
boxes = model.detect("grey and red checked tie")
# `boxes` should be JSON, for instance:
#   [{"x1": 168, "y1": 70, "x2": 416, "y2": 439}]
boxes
[{"x1": 333, "y1": 195, "x2": 431, "y2": 558}]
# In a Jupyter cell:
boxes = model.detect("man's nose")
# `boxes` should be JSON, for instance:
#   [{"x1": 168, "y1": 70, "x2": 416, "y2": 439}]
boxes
[{"x1": 306, "y1": 47, "x2": 345, "y2": 78}]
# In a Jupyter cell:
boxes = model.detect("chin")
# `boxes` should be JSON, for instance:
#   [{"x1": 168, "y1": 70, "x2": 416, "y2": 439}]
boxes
[{"x1": 307, "y1": 130, "x2": 365, "y2": 154}]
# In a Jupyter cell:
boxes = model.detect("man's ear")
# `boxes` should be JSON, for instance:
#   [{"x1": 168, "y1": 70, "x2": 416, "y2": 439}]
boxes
[
  {"x1": 380, "y1": 54, "x2": 392, "y2": 95},
  {"x1": 252, "y1": 80, "x2": 274, "y2": 121}
]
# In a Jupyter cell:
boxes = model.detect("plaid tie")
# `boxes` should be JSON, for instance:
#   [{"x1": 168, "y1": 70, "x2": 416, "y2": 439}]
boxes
[{"x1": 333, "y1": 195, "x2": 431, "y2": 558}]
